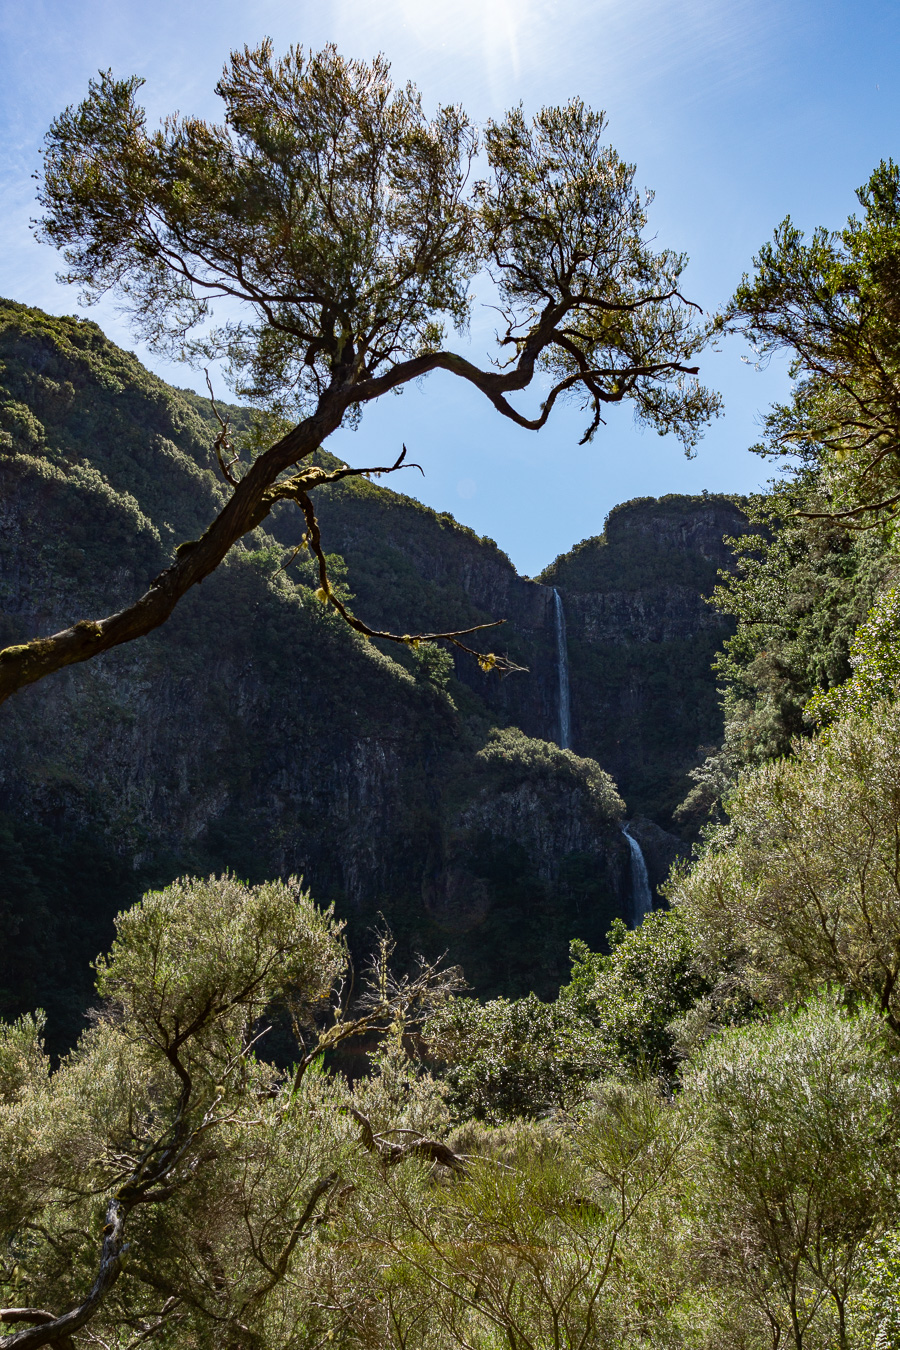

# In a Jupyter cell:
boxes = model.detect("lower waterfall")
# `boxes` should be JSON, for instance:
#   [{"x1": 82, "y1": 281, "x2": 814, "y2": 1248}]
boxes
[
  {"x1": 621, "y1": 824, "x2": 653, "y2": 925},
  {"x1": 552, "y1": 588, "x2": 572, "y2": 750}
]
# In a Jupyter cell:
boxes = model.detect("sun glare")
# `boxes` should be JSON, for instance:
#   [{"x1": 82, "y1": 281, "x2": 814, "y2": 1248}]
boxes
[{"x1": 334, "y1": 0, "x2": 531, "y2": 99}]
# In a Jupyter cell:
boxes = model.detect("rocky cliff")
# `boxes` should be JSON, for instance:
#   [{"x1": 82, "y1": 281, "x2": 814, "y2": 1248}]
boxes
[
  {"x1": 0, "y1": 299, "x2": 741, "y2": 1045},
  {"x1": 539, "y1": 496, "x2": 745, "y2": 822},
  {"x1": 306, "y1": 483, "x2": 744, "y2": 826},
  {"x1": 0, "y1": 300, "x2": 630, "y2": 1044}
]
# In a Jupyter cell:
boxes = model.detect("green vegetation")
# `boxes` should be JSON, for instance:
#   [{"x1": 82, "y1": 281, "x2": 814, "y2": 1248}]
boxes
[
  {"x1": 674, "y1": 697, "x2": 900, "y2": 1036},
  {"x1": 9, "y1": 137, "x2": 900, "y2": 1350},
  {"x1": 806, "y1": 584, "x2": 900, "y2": 723},
  {"x1": 0, "y1": 42, "x2": 719, "y2": 703},
  {"x1": 5, "y1": 839, "x2": 900, "y2": 1348},
  {"x1": 731, "y1": 159, "x2": 900, "y2": 530},
  {"x1": 693, "y1": 484, "x2": 894, "y2": 792}
]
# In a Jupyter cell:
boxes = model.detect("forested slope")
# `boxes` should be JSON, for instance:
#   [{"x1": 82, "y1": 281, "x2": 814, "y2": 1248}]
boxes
[
  {"x1": 0, "y1": 301, "x2": 629, "y2": 1043},
  {"x1": 0, "y1": 298, "x2": 739, "y2": 1043}
]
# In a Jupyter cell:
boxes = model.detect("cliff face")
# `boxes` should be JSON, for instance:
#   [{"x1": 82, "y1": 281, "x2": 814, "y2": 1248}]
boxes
[
  {"x1": 315, "y1": 487, "x2": 744, "y2": 824},
  {"x1": 539, "y1": 497, "x2": 745, "y2": 823},
  {"x1": 0, "y1": 300, "x2": 631, "y2": 1045},
  {"x1": 0, "y1": 299, "x2": 744, "y2": 1044}
]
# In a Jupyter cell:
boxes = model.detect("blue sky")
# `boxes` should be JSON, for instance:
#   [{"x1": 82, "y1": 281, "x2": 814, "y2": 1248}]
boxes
[{"x1": 1, "y1": 0, "x2": 897, "y2": 574}]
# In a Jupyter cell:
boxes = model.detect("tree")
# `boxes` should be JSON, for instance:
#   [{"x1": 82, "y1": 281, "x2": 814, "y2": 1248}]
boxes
[
  {"x1": 0, "y1": 42, "x2": 718, "y2": 705},
  {"x1": 730, "y1": 160, "x2": 900, "y2": 530},
  {"x1": 673, "y1": 697, "x2": 900, "y2": 1038},
  {"x1": 682, "y1": 997, "x2": 900, "y2": 1349},
  {"x1": 0, "y1": 876, "x2": 463, "y2": 1350},
  {"x1": 562, "y1": 912, "x2": 712, "y2": 1077},
  {"x1": 806, "y1": 584, "x2": 900, "y2": 724},
  {"x1": 424, "y1": 990, "x2": 606, "y2": 1122}
]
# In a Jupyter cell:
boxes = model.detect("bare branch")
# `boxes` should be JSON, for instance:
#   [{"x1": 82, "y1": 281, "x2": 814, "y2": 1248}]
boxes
[
  {"x1": 203, "y1": 370, "x2": 242, "y2": 487},
  {"x1": 291, "y1": 487, "x2": 526, "y2": 677},
  {"x1": 346, "y1": 1106, "x2": 468, "y2": 1174}
]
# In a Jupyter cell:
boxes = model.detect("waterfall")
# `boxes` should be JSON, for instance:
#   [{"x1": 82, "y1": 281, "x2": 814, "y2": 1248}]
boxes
[
  {"x1": 622, "y1": 824, "x2": 653, "y2": 925},
  {"x1": 553, "y1": 588, "x2": 572, "y2": 750}
]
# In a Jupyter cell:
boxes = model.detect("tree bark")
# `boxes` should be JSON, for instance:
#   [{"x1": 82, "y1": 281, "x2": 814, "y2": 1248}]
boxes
[{"x1": 0, "y1": 1199, "x2": 127, "y2": 1350}]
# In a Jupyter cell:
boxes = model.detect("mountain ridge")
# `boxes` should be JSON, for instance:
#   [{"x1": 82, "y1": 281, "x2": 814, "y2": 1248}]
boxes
[{"x1": 0, "y1": 297, "x2": 740, "y2": 1044}]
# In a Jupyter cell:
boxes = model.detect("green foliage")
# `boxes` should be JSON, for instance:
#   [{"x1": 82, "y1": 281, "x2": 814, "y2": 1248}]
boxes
[
  {"x1": 425, "y1": 992, "x2": 606, "y2": 1121},
  {"x1": 0, "y1": 38, "x2": 725, "y2": 713},
  {"x1": 2, "y1": 295, "x2": 686, "y2": 1039},
  {"x1": 731, "y1": 160, "x2": 900, "y2": 527},
  {"x1": 40, "y1": 49, "x2": 479, "y2": 413},
  {"x1": 14, "y1": 146, "x2": 900, "y2": 1350},
  {"x1": 673, "y1": 697, "x2": 900, "y2": 1038},
  {"x1": 852, "y1": 1231, "x2": 900, "y2": 1348},
  {"x1": 706, "y1": 478, "x2": 894, "y2": 780},
  {"x1": 38, "y1": 48, "x2": 718, "y2": 449},
  {"x1": 0, "y1": 1012, "x2": 47, "y2": 1104},
  {"x1": 478, "y1": 104, "x2": 720, "y2": 447},
  {"x1": 472, "y1": 725, "x2": 623, "y2": 820},
  {"x1": 364, "y1": 1082, "x2": 687, "y2": 1350},
  {"x1": 562, "y1": 910, "x2": 711, "y2": 1076},
  {"x1": 688, "y1": 163, "x2": 900, "y2": 816},
  {"x1": 425, "y1": 907, "x2": 726, "y2": 1122},
  {"x1": 0, "y1": 875, "x2": 473, "y2": 1349},
  {"x1": 3, "y1": 864, "x2": 900, "y2": 1349},
  {"x1": 807, "y1": 585, "x2": 900, "y2": 723},
  {"x1": 683, "y1": 996, "x2": 900, "y2": 1348},
  {"x1": 95, "y1": 874, "x2": 346, "y2": 1059},
  {"x1": 408, "y1": 640, "x2": 454, "y2": 689},
  {"x1": 0, "y1": 298, "x2": 233, "y2": 547}
]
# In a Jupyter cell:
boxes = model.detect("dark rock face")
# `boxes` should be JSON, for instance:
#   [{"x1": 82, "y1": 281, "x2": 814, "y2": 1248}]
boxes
[
  {"x1": 539, "y1": 496, "x2": 746, "y2": 823},
  {"x1": 0, "y1": 301, "x2": 633, "y2": 1043},
  {"x1": 318, "y1": 490, "x2": 746, "y2": 825},
  {"x1": 309, "y1": 485, "x2": 564, "y2": 742}
]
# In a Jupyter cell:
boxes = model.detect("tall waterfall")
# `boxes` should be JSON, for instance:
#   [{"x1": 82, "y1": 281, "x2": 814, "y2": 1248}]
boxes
[
  {"x1": 553, "y1": 588, "x2": 572, "y2": 750},
  {"x1": 622, "y1": 824, "x2": 653, "y2": 925}
]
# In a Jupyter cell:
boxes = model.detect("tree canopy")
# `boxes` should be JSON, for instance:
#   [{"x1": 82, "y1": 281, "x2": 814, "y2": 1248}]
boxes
[
  {"x1": 730, "y1": 160, "x2": 900, "y2": 529},
  {"x1": 0, "y1": 41, "x2": 718, "y2": 704},
  {"x1": 674, "y1": 162, "x2": 900, "y2": 817}
]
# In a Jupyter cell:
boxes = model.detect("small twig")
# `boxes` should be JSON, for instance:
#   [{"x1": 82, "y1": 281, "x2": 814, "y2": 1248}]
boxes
[
  {"x1": 293, "y1": 484, "x2": 524, "y2": 676},
  {"x1": 204, "y1": 370, "x2": 241, "y2": 487}
]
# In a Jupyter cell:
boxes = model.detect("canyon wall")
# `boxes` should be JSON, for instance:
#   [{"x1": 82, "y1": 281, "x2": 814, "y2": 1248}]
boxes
[{"x1": 0, "y1": 298, "x2": 741, "y2": 1042}]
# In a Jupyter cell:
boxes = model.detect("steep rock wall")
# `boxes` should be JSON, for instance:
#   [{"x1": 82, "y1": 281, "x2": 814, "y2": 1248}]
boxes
[
  {"x1": 0, "y1": 300, "x2": 631, "y2": 1045},
  {"x1": 540, "y1": 496, "x2": 746, "y2": 822}
]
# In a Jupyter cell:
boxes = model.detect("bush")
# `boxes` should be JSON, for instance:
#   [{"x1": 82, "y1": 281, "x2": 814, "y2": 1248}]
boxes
[{"x1": 673, "y1": 698, "x2": 900, "y2": 1037}]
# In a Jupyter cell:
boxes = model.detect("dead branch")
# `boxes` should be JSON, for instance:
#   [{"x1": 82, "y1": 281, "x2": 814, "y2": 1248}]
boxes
[
  {"x1": 346, "y1": 1106, "x2": 467, "y2": 1175},
  {"x1": 204, "y1": 371, "x2": 242, "y2": 488},
  {"x1": 289, "y1": 481, "x2": 524, "y2": 676}
]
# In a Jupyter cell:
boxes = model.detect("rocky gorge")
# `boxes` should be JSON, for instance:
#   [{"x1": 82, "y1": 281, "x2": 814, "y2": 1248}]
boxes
[{"x1": 0, "y1": 299, "x2": 743, "y2": 1045}]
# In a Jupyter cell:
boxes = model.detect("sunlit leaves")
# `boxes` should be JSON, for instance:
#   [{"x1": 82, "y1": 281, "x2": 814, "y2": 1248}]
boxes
[{"x1": 731, "y1": 159, "x2": 900, "y2": 525}]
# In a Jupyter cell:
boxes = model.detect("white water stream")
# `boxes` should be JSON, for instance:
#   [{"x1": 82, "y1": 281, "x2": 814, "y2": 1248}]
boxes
[
  {"x1": 550, "y1": 587, "x2": 652, "y2": 927},
  {"x1": 621, "y1": 824, "x2": 654, "y2": 924},
  {"x1": 552, "y1": 588, "x2": 572, "y2": 750}
]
